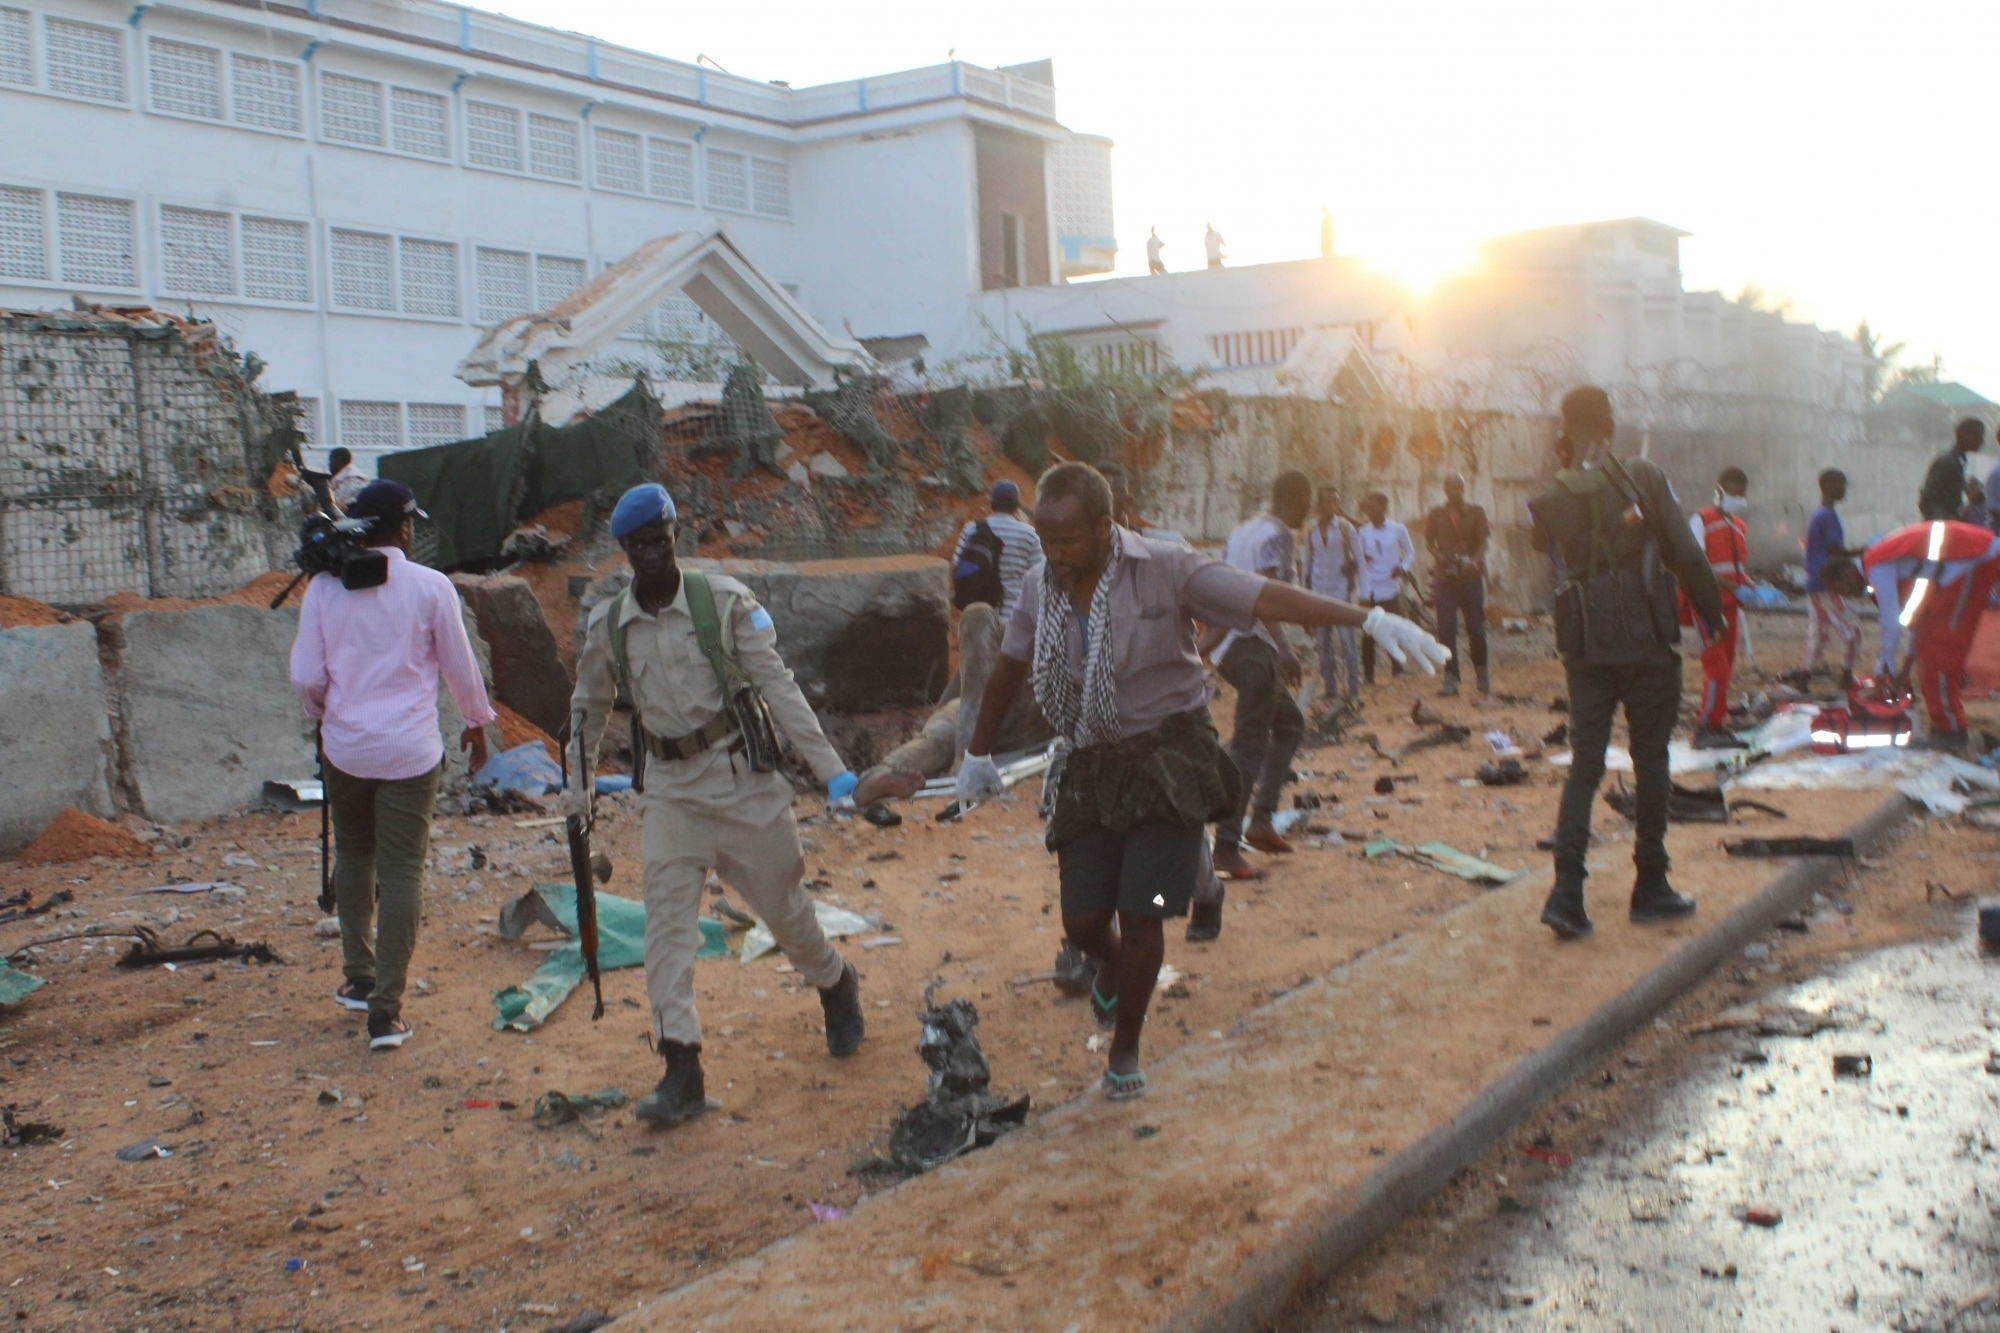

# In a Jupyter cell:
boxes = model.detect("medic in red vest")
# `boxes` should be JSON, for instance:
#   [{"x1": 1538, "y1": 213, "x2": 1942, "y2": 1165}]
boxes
[
  {"x1": 1863, "y1": 519, "x2": 2000, "y2": 743},
  {"x1": 1686, "y1": 467, "x2": 1751, "y2": 743}
]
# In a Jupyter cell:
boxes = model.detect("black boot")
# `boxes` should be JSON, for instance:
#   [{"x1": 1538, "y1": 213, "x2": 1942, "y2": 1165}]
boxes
[
  {"x1": 818, "y1": 960, "x2": 865, "y2": 1058},
  {"x1": 1630, "y1": 871, "x2": 1696, "y2": 923},
  {"x1": 1186, "y1": 882, "x2": 1226, "y2": 942},
  {"x1": 636, "y1": 1040, "x2": 707, "y2": 1125},
  {"x1": 1540, "y1": 875, "x2": 1593, "y2": 940}
]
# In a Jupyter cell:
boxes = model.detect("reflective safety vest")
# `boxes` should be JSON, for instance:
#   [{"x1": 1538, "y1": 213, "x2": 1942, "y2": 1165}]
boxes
[{"x1": 1696, "y1": 505, "x2": 1750, "y2": 591}]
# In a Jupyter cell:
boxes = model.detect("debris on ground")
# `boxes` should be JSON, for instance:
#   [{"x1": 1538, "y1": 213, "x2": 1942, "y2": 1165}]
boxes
[
  {"x1": 1362, "y1": 840, "x2": 1524, "y2": 886},
  {"x1": 113, "y1": 1138, "x2": 172, "y2": 1161},
  {"x1": 0, "y1": 959, "x2": 47, "y2": 1005},
  {"x1": 739, "y1": 902, "x2": 875, "y2": 963},
  {"x1": 532, "y1": 1088, "x2": 626, "y2": 1126},
  {"x1": 115, "y1": 927, "x2": 283, "y2": 969},
  {"x1": 493, "y1": 883, "x2": 679, "y2": 1031},
  {"x1": 1723, "y1": 837, "x2": 1855, "y2": 858},
  {"x1": 0, "y1": 887, "x2": 73, "y2": 925},
  {"x1": 1831, "y1": 1053, "x2": 1872, "y2": 1078},
  {"x1": 1739, "y1": 1204, "x2": 1783, "y2": 1227},
  {"x1": 2, "y1": 1104, "x2": 62, "y2": 1145},
  {"x1": 1476, "y1": 758, "x2": 1529, "y2": 787},
  {"x1": 886, "y1": 981, "x2": 1031, "y2": 1174},
  {"x1": 17, "y1": 808, "x2": 153, "y2": 865},
  {"x1": 1686, "y1": 1004, "x2": 1852, "y2": 1039}
]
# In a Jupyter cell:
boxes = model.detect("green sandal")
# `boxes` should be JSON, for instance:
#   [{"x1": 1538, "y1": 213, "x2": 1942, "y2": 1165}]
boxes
[
  {"x1": 1101, "y1": 1068, "x2": 1147, "y2": 1101},
  {"x1": 1089, "y1": 981, "x2": 1119, "y2": 1031}
]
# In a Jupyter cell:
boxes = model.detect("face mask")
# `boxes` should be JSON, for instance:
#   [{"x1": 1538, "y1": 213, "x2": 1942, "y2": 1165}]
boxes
[{"x1": 1718, "y1": 493, "x2": 1749, "y2": 516}]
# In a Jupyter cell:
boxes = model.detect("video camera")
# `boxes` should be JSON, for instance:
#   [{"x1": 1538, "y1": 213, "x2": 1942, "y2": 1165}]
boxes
[{"x1": 268, "y1": 510, "x2": 388, "y2": 608}]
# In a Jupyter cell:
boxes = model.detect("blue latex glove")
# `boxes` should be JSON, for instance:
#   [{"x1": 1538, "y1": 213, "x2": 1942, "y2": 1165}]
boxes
[{"x1": 826, "y1": 770, "x2": 858, "y2": 802}]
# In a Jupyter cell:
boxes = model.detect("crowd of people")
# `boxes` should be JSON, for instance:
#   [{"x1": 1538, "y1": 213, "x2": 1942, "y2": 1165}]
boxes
[{"x1": 287, "y1": 394, "x2": 1999, "y2": 1110}]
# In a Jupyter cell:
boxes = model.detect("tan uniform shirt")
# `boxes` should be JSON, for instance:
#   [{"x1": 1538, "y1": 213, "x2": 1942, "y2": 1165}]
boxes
[{"x1": 571, "y1": 572, "x2": 844, "y2": 815}]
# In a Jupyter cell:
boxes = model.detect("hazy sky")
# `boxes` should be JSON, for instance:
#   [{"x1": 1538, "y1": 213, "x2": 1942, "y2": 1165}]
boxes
[{"x1": 501, "y1": 0, "x2": 1999, "y2": 394}]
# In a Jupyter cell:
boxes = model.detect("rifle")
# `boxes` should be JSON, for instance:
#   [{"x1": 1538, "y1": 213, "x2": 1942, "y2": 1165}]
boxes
[
  {"x1": 1599, "y1": 451, "x2": 1728, "y2": 642},
  {"x1": 315, "y1": 728, "x2": 335, "y2": 916},
  {"x1": 564, "y1": 707, "x2": 605, "y2": 1021}
]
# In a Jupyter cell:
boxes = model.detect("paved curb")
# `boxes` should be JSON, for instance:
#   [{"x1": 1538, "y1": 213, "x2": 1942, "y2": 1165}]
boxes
[{"x1": 1162, "y1": 790, "x2": 1915, "y2": 1333}]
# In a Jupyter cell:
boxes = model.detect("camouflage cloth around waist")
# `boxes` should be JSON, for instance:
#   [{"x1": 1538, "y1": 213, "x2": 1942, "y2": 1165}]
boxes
[{"x1": 1046, "y1": 709, "x2": 1241, "y2": 851}]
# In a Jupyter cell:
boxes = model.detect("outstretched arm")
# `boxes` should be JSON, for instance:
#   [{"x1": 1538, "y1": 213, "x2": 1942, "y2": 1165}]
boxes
[{"x1": 1250, "y1": 580, "x2": 1370, "y2": 629}]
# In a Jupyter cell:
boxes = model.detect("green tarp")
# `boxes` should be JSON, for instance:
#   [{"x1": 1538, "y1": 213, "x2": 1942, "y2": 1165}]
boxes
[
  {"x1": 1363, "y1": 840, "x2": 1524, "y2": 886},
  {"x1": 0, "y1": 960, "x2": 45, "y2": 1006},
  {"x1": 491, "y1": 881, "x2": 729, "y2": 1032},
  {"x1": 379, "y1": 384, "x2": 663, "y2": 569}
]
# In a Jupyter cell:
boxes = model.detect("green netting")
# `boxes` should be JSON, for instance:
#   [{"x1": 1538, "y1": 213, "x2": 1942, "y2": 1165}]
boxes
[
  {"x1": 378, "y1": 383, "x2": 662, "y2": 569},
  {"x1": 691, "y1": 361, "x2": 786, "y2": 480}
]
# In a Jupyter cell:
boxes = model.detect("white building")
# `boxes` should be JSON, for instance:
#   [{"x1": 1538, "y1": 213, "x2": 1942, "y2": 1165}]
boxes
[{"x1": 0, "y1": 0, "x2": 1116, "y2": 471}]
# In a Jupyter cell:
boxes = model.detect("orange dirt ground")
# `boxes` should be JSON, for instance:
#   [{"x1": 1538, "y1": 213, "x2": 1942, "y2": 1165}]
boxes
[{"x1": 0, "y1": 614, "x2": 1971, "y2": 1332}]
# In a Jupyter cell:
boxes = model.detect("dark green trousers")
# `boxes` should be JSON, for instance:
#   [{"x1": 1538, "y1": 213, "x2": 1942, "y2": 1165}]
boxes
[{"x1": 325, "y1": 760, "x2": 441, "y2": 1020}]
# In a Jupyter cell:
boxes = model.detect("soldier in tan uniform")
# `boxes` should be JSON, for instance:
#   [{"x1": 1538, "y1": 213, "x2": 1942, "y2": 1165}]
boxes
[{"x1": 568, "y1": 484, "x2": 865, "y2": 1125}]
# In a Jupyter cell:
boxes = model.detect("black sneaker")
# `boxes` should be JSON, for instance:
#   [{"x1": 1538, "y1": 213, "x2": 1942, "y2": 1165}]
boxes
[
  {"x1": 335, "y1": 978, "x2": 373, "y2": 1012},
  {"x1": 1630, "y1": 875, "x2": 1697, "y2": 924},
  {"x1": 1539, "y1": 877, "x2": 1594, "y2": 940},
  {"x1": 817, "y1": 960, "x2": 865, "y2": 1058},
  {"x1": 366, "y1": 1013, "x2": 412, "y2": 1050}
]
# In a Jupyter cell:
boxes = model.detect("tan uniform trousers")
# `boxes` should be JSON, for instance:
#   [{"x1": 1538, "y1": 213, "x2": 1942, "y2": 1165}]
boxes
[{"x1": 639, "y1": 769, "x2": 845, "y2": 1046}]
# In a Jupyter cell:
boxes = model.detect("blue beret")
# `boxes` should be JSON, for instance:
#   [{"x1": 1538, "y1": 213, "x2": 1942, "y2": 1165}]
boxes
[{"x1": 610, "y1": 483, "x2": 677, "y2": 540}]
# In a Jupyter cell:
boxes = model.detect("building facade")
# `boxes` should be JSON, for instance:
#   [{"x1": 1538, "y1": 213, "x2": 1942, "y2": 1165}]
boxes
[{"x1": 0, "y1": 0, "x2": 1110, "y2": 471}]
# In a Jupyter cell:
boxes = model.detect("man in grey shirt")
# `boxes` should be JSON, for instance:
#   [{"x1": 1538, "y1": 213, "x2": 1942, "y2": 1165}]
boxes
[{"x1": 959, "y1": 463, "x2": 1446, "y2": 1102}]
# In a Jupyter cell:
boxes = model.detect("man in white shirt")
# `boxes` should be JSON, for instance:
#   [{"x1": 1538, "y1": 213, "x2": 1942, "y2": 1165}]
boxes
[
  {"x1": 1354, "y1": 491, "x2": 1416, "y2": 684},
  {"x1": 1211, "y1": 472, "x2": 1311, "y2": 879},
  {"x1": 1146, "y1": 227, "x2": 1167, "y2": 276},
  {"x1": 1204, "y1": 223, "x2": 1225, "y2": 269},
  {"x1": 1304, "y1": 483, "x2": 1362, "y2": 703},
  {"x1": 326, "y1": 447, "x2": 368, "y2": 513}
]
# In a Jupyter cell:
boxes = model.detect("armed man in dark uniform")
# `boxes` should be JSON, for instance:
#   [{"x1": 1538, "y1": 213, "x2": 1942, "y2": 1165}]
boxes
[{"x1": 1529, "y1": 388, "x2": 1726, "y2": 940}]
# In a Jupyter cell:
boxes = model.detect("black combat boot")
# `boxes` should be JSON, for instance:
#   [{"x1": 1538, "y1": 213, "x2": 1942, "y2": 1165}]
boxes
[
  {"x1": 1629, "y1": 870, "x2": 1697, "y2": 924},
  {"x1": 1539, "y1": 875, "x2": 1593, "y2": 940},
  {"x1": 635, "y1": 1040, "x2": 707, "y2": 1125},
  {"x1": 818, "y1": 960, "x2": 865, "y2": 1058}
]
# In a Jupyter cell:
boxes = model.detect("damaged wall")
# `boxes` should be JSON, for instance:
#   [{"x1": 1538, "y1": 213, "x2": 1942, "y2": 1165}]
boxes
[{"x1": 0, "y1": 310, "x2": 293, "y2": 606}]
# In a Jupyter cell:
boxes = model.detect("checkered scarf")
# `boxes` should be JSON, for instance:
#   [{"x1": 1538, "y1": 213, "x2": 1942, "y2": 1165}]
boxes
[{"x1": 1031, "y1": 528, "x2": 1126, "y2": 752}]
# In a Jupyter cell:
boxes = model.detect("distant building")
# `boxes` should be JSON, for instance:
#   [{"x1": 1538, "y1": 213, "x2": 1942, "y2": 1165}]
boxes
[{"x1": 0, "y1": 0, "x2": 1112, "y2": 472}]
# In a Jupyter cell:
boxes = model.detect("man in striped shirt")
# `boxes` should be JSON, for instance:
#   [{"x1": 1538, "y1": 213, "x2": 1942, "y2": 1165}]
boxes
[{"x1": 952, "y1": 480, "x2": 1047, "y2": 759}]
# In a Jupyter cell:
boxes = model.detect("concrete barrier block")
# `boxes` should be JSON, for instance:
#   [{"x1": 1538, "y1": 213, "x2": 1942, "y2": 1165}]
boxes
[
  {"x1": 117, "y1": 605, "x2": 315, "y2": 825},
  {"x1": 465, "y1": 574, "x2": 572, "y2": 740},
  {"x1": 0, "y1": 623, "x2": 114, "y2": 854}
]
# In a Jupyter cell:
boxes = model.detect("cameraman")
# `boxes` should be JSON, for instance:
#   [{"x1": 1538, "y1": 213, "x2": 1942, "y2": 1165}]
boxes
[{"x1": 288, "y1": 480, "x2": 494, "y2": 1051}]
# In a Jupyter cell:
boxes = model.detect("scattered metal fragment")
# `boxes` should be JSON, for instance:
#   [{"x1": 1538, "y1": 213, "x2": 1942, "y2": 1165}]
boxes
[
  {"x1": 886, "y1": 980, "x2": 1030, "y2": 1175},
  {"x1": 1724, "y1": 837, "x2": 1855, "y2": 859},
  {"x1": 2, "y1": 1105, "x2": 63, "y2": 1146},
  {"x1": 1831, "y1": 1053, "x2": 1872, "y2": 1078},
  {"x1": 116, "y1": 927, "x2": 283, "y2": 969},
  {"x1": 114, "y1": 1138, "x2": 171, "y2": 1161},
  {"x1": 532, "y1": 1088, "x2": 626, "y2": 1126},
  {"x1": 0, "y1": 888, "x2": 73, "y2": 926}
]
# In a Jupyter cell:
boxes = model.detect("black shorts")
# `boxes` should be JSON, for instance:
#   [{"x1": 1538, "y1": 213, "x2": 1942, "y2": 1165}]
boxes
[{"x1": 1056, "y1": 822, "x2": 1204, "y2": 919}]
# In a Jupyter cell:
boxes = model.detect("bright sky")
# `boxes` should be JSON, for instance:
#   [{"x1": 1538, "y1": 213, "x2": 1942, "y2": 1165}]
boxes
[{"x1": 501, "y1": 0, "x2": 1999, "y2": 394}]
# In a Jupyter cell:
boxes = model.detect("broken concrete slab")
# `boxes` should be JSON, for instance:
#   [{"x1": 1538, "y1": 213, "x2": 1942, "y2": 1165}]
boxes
[
  {"x1": 115, "y1": 606, "x2": 315, "y2": 825},
  {"x1": 579, "y1": 556, "x2": 950, "y2": 713},
  {"x1": 456, "y1": 575, "x2": 572, "y2": 741},
  {"x1": 0, "y1": 623, "x2": 115, "y2": 854}
]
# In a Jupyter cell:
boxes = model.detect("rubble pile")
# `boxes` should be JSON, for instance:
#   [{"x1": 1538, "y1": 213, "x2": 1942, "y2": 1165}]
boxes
[{"x1": 17, "y1": 809, "x2": 152, "y2": 865}]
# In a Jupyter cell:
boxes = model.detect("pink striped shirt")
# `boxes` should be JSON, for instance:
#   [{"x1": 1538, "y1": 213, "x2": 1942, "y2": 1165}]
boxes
[{"x1": 288, "y1": 548, "x2": 496, "y2": 780}]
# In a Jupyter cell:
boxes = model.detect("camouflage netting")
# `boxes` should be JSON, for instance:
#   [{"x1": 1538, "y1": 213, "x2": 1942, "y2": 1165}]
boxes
[
  {"x1": 691, "y1": 361, "x2": 787, "y2": 479},
  {"x1": 918, "y1": 386, "x2": 986, "y2": 496},
  {"x1": 802, "y1": 375, "x2": 908, "y2": 472},
  {"x1": 971, "y1": 383, "x2": 1140, "y2": 475}
]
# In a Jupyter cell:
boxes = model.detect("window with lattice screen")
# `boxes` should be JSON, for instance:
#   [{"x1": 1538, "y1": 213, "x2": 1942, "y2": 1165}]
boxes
[
  {"x1": 0, "y1": 184, "x2": 45, "y2": 281},
  {"x1": 705, "y1": 148, "x2": 748, "y2": 211},
  {"x1": 654, "y1": 295, "x2": 712, "y2": 341},
  {"x1": 329, "y1": 227, "x2": 393, "y2": 311},
  {"x1": 594, "y1": 127, "x2": 641, "y2": 194},
  {"x1": 147, "y1": 37, "x2": 221, "y2": 120},
  {"x1": 476, "y1": 246, "x2": 531, "y2": 323},
  {"x1": 398, "y1": 237, "x2": 458, "y2": 317},
  {"x1": 407, "y1": 403, "x2": 466, "y2": 448},
  {"x1": 338, "y1": 400, "x2": 402, "y2": 454},
  {"x1": 44, "y1": 17, "x2": 124, "y2": 102},
  {"x1": 0, "y1": 8, "x2": 32, "y2": 88},
  {"x1": 240, "y1": 215, "x2": 309, "y2": 302},
  {"x1": 647, "y1": 138, "x2": 694, "y2": 203},
  {"x1": 230, "y1": 53, "x2": 299, "y2": 132},
  {"x1": 295, "y1": 396, "x2": 321, "y2": 445},
  {"x1": 55, "y1": 192, "x2": 135, "y2": 287},
  {"x1": 534, "y1": 254, "x2": 585, "y2": 308},
  {"x1": 390, "y1": 87, "x2": 448, "y2": 158},
  {"x1": 465, "y1": 100, "x2": 521, "y2": 171},
  {"x1": 527, "y1": 113, "x2": 578, "y2": 181},
  {"x1": 160, "y1": 205, "x2": 233, "y2": 295},
  {"x1": 483, "y1": 406, "x2": 506, "y2": 433},
  {"x1": 319, "y1": 71, "x2": 382, "y2": 146},
  {"x1": 751, "y1": 157, "x2": 790, "y2": 218}
]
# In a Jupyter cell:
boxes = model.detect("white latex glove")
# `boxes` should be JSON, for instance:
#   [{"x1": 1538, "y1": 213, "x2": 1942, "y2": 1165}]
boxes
[
  {"x1": 956, "y1": 753, "x2": 1006, "y2": 805},
  {"x1": 1361, "y1": 606, "x2": 1452, "y2": 675}
]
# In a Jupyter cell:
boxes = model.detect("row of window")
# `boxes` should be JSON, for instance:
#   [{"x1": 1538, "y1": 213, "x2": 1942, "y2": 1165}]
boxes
[
  {"x1": 309, "y1": 399, "x2": 500, "y2": 457},
  {"x1": 0, "y1": 8, "x2": 792, "y2": 217},
  {"x1": 0, "y1": 181, "x2": 620, "y2": 324},
  {"x1": 1207, "y1": 327, "x2": 1304, "y2": 370}
]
